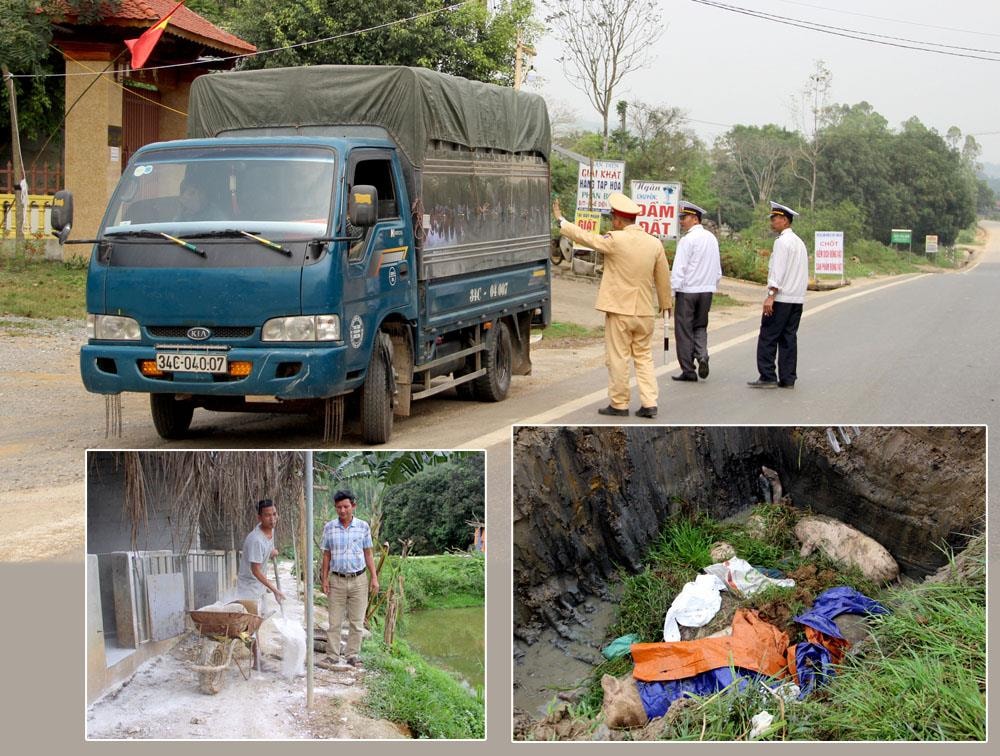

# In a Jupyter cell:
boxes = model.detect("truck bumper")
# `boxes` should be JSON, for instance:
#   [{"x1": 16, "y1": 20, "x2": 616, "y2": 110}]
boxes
[{"x1": 80, "y1": 343, "x2": 350, "y2": 399}]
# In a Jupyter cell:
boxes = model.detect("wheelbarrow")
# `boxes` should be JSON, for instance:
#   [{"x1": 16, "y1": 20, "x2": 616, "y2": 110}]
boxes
[{"x1": 188, "y1": 600, "x2": 264, "y2": 695}]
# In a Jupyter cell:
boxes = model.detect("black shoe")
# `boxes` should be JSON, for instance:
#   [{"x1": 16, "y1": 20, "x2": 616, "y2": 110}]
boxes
[
  {"x1": 697, "y1": 358, "x2": 709, "y2": 379},
  {"x1": 598, "y1": 405, "x2": 629, "y2": 416},
  {"x1": 778, "y1": 381, "x2": 795, "y2": 389},
  {"x1": 671, "y1": 373, "x2": 697, "y2": 382},
  {"x1": 747, "y1": 379, "x2": 778, "y2": 389},
  {"x1": 636, "y1": 406, "x2": 658, "y2": 418}
]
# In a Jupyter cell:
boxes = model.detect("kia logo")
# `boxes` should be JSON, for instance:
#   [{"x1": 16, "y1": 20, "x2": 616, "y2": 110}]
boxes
[{"x1": 187, "y1": 327, "x2": 211, "y2": 341}]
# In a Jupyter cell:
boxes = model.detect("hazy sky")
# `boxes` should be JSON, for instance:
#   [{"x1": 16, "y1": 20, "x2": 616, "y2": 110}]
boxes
[{"x1": 527, "y1": 0, "x2": 1000, "y2": 166}]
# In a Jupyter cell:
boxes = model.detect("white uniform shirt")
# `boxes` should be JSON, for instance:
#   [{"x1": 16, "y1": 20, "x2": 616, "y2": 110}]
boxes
[
  {"x1": 671, "y1": 223, "x2": 722, "y2": 293},
  {"x1": 768, "y1": 228, "x2": 809, "y2": 304}
]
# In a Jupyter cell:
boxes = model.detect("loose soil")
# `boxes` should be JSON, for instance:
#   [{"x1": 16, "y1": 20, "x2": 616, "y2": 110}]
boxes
[{"x1": 86, "y1": 560, "x2": 407, "y2": 739}]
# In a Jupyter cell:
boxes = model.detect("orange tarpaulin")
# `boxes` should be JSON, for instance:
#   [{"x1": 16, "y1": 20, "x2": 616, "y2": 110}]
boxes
[{"x1": 631, "y1": 609, "x2": 792, "y2": 683}]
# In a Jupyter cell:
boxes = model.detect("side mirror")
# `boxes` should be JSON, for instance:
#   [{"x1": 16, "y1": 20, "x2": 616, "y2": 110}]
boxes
[
  {"x1": 50, "y1": 190, "x2": 74, "y2": 245},
  {"x1": 348, "y1": 185, "x2": 377, "y2": 228}
]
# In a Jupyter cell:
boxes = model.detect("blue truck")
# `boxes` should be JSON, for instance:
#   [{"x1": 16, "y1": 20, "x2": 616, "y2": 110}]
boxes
[{"x1": 56, "y1": 66, "x2": 552, "y2": 443}]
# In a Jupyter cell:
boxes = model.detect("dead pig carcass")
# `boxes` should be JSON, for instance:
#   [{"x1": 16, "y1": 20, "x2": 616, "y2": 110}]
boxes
[{"x1": 795, "y1": 515, "x2": 899, "y2": 584}]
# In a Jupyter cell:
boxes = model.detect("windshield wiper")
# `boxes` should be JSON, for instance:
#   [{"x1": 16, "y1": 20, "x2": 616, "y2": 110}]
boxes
[
  {"x1": 104, "y1": 229, "x2": 206, "y2": 257},
  {"x1": 187, "y1": 229, "x2": 292, "y2": 257}
]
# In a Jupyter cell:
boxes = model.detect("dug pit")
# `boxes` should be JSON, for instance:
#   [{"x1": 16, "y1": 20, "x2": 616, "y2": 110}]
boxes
[{"x1": 512, "y1": 426, "x2": 984, "y2": 720}]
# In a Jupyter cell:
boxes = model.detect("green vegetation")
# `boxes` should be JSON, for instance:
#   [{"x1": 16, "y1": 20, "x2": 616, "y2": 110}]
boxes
[
  {"x1": 0, "y1": 251, "x2": 87, "y2": 318},
  {"x1": 533, "y1": 321, "x2": 604, "y2": 342},
  {"x1": 571, "y1": 505, "x2": 985, "y2": 740},
  {"x1": 380, "y1": 455, "x2": 485, "y2": 554},
  {"x1": 363, "y1": 638, "x2": 485, "y2": 739},
  {"x1": 391, "y1": 553, "x2": 485, "y2": 611}
]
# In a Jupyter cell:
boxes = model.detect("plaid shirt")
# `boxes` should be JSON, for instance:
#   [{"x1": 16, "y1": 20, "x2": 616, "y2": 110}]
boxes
[{"x1": 321, "y1": 516, "x2": 372, "y2": 574}]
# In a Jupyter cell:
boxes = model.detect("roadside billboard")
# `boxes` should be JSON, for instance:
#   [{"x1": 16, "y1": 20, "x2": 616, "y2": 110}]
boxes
[
  {"x1": 925, "y1": 235, "x2": 939, "y2": 254},
  {"x1": 890, "y1": 228, "x2": 912, "y2": 245},
  {"x1": 630, "y1": 181, "x2": 681, "y2": 240},
  {"x1": 572, "y1": 210, "x2": 602, "y2": 250},
  {"x1": 576, "y1": 160, "x2": 625, "y2": 212},
  {"x1": 814, "y1": 231, "x2": 844, "y2": 276}
]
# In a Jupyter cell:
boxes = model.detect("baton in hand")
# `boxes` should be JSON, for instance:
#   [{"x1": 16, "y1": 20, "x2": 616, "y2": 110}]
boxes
[{"x1": 663, "y1": 312, "x2": 670, "y2": 365}]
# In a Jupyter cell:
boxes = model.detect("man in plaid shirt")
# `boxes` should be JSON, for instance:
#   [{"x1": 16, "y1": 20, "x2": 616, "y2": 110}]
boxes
[{"x1": 321, "y1": 490, "x2": 380, "y2": 667}]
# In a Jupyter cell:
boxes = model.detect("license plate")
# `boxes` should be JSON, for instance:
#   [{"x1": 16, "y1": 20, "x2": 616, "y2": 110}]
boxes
[{"x1": 155, "y1": 352, "x2": 228, "y2": 373}]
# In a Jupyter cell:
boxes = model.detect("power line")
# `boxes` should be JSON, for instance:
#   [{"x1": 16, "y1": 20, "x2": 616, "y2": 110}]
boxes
[
  {"x1": 8, "y1": 2, "x2": 474, "y2": 79},
  {"x1": 689, "y1": 0, "x2": 1000, "y2": 62},
  {"x1": 769, "y1": 0, "x2": 1000, "y2": 40}
]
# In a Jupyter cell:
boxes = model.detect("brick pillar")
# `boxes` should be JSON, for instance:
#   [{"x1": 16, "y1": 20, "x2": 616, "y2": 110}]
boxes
[{"x1": 62, "y1": 48, "x2": 123, "y2": 256}]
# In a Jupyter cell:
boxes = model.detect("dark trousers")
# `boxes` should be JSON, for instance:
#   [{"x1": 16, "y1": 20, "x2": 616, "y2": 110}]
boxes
[
  {"x1": 674, "y1": 291, "x2": 713, "y2": 375},
  {"x1": 756, "y1": 301, "x2": 803, "y2": 384}
]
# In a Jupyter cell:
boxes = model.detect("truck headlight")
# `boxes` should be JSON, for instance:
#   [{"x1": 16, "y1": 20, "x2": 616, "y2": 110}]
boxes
[
  {"x1": 87, "y1": 314, "x2": 141, "y2": 341},
  {"x1": 262, "y1": 315, "x2": 341, "y2": 342}
]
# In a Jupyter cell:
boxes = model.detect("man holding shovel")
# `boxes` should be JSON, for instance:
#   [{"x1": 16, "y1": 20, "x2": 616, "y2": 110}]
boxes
[
  {"x1": 321, "y1": 491, "x2": 379, "y2": 668},
  {"x1": 236, "y1": 498, "x2": 286, "y2": 608}
]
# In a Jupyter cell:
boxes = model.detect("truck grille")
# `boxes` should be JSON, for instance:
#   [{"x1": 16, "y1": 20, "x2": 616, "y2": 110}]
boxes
[{"x1": 147, "y1": 326, "x2": 255, "y2": 339}]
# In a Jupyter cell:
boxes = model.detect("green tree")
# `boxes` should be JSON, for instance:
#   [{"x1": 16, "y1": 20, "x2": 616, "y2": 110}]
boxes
[
  {"x1": 228, "y1": 0, "x2": 536, "y2": 85},
  {"x1": 380, "y1": 456, "x2": 486, "y2": 554}
]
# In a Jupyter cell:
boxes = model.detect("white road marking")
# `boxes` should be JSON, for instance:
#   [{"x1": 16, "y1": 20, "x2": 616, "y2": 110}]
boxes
[{"x1": 461, "y1": 274, "x2": 930, "y2": 449}]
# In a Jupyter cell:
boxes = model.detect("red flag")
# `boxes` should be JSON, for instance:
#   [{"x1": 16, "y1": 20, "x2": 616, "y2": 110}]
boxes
[{"x1": 124, "y1": 1, "x2": 187, "y2": 69}]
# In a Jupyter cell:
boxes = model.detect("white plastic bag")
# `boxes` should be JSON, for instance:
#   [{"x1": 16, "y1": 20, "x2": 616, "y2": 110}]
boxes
[
  {"x1": 272, "y1": 616, "x2": 307, "y2": 678},
  {"x1": 703, "y1": 557, "x2": 794, "y2": 598},
  {"x1": 662, "y1": 573, "x2": 727, "y2": 642}
]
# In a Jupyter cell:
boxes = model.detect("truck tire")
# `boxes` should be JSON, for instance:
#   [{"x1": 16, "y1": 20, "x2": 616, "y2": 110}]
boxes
[
  {"x1": 360, "y1": 333, "x2": 394, "y2": 444},
  {"x1": 472, "y1": 321, "x2": 512, "y2": 402},
  {"x1": 150, "y1": 394, "x2": 194, "y2": 439}
]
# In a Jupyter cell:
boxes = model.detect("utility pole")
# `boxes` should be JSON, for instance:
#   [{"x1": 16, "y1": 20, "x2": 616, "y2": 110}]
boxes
[{"x1": 2, "y1": 64, "x2": 25, "y2": 252}]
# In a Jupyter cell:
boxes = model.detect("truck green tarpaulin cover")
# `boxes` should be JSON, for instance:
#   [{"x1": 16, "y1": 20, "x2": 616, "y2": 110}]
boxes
[{"x1": 187, "y1": 65, "x2": 551, "y2": 168}]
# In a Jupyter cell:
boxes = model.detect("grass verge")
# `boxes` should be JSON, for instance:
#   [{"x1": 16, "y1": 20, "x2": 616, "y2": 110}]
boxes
[
  {"x1": 363, "y1": 638, "x2": 485, "y2": 739},
  {"x1": 0, "y1": 252, "x2": 88, "y2": 319},
  {"x1": 533, "y1": 321, "x2": 604, "y2": 343},
  {"x1": 390, "y1": 553, "x2": 485, "y2": 611}
]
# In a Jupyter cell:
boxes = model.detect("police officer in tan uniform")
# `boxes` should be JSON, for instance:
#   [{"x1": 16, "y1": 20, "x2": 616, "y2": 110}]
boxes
[{"x1": 554, "y1": 193, "x2": 672, "y2": 417}]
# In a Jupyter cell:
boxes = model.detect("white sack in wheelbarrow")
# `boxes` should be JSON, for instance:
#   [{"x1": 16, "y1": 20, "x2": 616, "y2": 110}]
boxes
[
  {"x1": 703, "y1": 557, "x2": 794, "y2": 598},
  {"x1": 662, "y1": 573, "x2": 727, "y2": 642},
  {"x1": 272, "y1": 616, "x2": 307, "y2": 678}
]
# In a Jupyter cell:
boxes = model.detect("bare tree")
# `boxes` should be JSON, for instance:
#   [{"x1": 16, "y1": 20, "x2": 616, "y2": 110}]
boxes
[
  {"x1": 788, "y1": 60, "x2": 833, "y2": 210},
  {"x1": 716, "y1": 124, "x2": 798, "y2": 208},
  {"x1": 545, "y1": 0, "x2": 663, "y2": 155}
]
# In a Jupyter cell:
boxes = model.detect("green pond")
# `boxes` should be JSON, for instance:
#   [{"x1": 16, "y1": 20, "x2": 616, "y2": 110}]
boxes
[{"x1": 403, "y1": 606, "x2": 485, "y2": 689}]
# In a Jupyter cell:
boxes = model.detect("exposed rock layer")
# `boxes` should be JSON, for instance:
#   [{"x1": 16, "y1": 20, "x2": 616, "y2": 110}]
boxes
[{"x1": 513, "y1": 426, "x2": 984, "y2": 634}]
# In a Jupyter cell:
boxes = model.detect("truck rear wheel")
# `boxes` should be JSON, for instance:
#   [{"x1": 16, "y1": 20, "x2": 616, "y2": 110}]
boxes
[
  {"x1": 150, "y1": 394, "x2": 194, "y2": 439},
  {"x1": 472, "y1": 321, "x2": 511, "y2": 402},
  {"x1": 360, "y1": 333, "x2": 394, "y2": 444}
]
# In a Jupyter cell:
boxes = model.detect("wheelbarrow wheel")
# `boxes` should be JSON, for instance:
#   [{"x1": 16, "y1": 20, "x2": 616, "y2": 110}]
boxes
[{"x1": 198, "y1": 642, "x2": 228, "y2": 695}]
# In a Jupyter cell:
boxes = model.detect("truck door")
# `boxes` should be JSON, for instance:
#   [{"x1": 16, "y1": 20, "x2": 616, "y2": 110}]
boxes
[{"x1": 341, "y1": 150, "x2": 412, "y2": 372}]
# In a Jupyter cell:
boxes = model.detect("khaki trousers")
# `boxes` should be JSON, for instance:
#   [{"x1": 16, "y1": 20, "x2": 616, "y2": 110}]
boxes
[
  {"x1": 604, "y1": 312, "x2": 658, "y2": 409},
  {"x1": 327, "y1": 573, "x2": 368, "y2": 657}
]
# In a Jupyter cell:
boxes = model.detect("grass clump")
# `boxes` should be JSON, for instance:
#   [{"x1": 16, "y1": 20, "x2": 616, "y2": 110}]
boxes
[
  {"x1": 363, "y1": 638, "x2": 484, "y2": 739},
  {"x1": 533, "y1": 321, "x2": 604, "y2": 343}
]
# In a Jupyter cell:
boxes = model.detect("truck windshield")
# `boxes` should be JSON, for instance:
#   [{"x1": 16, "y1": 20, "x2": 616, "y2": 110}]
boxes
[{"x1": 102, "y1": 145, "x2": 336, "y2": 238}]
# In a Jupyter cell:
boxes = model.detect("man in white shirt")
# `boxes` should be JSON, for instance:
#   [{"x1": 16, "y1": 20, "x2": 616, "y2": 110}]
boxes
[
  {"x1": 670, "y1": 201, "x2": 722, "y2": 382},
  {"x1": 748, "y1": 201, "x2": 809, "y2": 389}
]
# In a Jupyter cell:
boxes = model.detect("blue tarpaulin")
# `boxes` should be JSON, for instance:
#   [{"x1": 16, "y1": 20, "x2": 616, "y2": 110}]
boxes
[
  {"x1": 793, "y1": 586, "x2": 889, "y2": 639},
  {"x1": 637, "y1": 668, "x2": 774, "y2": 718},
  {"x1": 793, "y1": 642, "x2": 832, "y2": 697}
]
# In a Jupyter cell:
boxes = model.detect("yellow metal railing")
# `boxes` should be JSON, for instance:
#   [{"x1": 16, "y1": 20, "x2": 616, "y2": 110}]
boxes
[{"x1": 1, "y1": 194, "x2": 56, "y2": 239}]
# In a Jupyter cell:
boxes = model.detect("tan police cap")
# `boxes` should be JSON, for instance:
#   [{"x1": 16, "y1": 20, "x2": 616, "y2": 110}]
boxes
[{"x1": 608, "y1": 192, "x2": 640, "y2": 218}]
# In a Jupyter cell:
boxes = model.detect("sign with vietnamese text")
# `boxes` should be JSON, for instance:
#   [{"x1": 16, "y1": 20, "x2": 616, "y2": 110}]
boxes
[
  {"x1": 576, "y1": 160, "x2": 625, "y2": 212},
  {"x1": 630, "y1": 181, "x2": 681, "y2": 240},
  {"x1": 814, "y1": 231, "x2": 844, "y2": 276},
  {"x1": 925, "y1": 235, "x2": 939, "y2": 254},
  {"x1": 890, "y1": 228, "x2": 912, "y2": 245},
  {"x1": 572, "y1": 210, "x2": 603, "y2": 250}
]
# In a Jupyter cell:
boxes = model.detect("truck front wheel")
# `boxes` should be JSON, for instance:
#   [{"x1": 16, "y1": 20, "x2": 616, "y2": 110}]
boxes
[
  {"x1": 150, "y1": 394, "x2": 194, "y2": 439},
  {"x1": 473, "y1": 321, "x2": 512, "y2": 402},
  {"x1": 360, "y1": 332, "x2": 394, "y2": 444}
]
